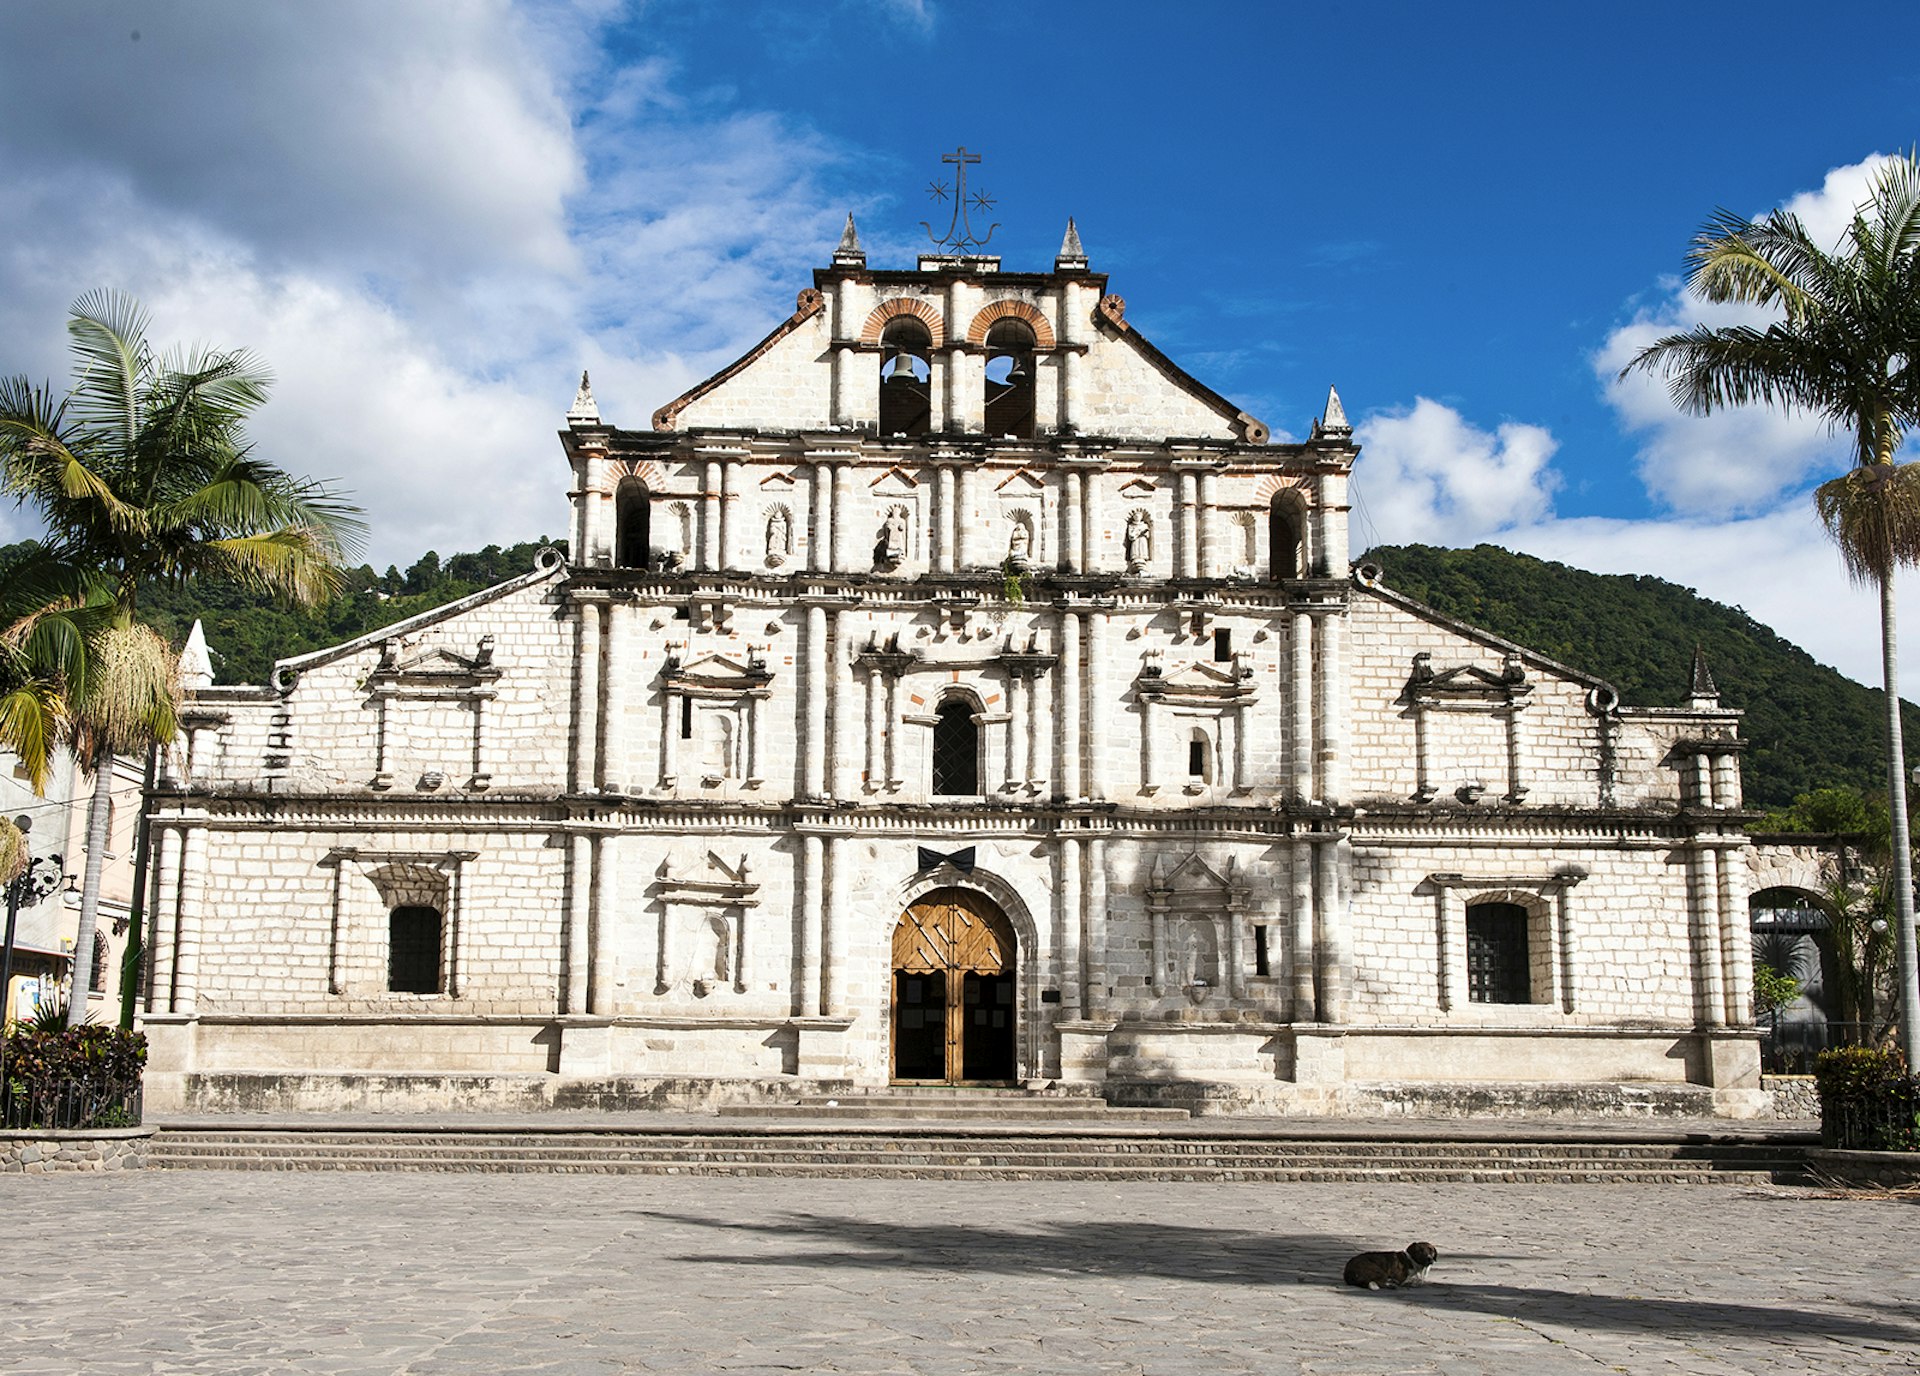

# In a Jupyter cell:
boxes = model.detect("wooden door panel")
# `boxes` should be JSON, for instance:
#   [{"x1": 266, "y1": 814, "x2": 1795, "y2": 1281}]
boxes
[{"x1": 890, "y1": 888, "x2": 1017, "y2": 1084}]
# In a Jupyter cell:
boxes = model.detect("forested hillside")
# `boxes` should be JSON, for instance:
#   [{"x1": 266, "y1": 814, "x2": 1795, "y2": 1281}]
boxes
[
  {"x1": 135, "y1": 539, "x2": 563, "y2": 688},
  {"x1": 1366, "y1": 543, "x2": 1918, "y2": 810},
  {"x1": 63, "y1": 535, "x2": 1908, "y2": 811}
]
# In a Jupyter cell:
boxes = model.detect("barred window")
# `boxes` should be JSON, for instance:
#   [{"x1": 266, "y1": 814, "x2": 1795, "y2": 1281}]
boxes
[
  {"x1": 931, "y1": 698, "x2": 978, "y2": 796},
  {"x1": 389, "y1": 906, "x2": 444, "y2": 995},
  {"x1": 1466, "y1": 902, "x2": 1530, "y2": 1004}
]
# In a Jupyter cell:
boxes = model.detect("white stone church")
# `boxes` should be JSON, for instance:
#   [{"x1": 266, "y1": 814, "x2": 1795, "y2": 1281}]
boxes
[{"x1": 140, "y1": 216, "x2": 1765, "y2": 1116}]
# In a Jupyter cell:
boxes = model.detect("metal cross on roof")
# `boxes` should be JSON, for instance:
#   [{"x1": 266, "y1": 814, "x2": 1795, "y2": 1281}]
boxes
[{"x1": 921, "y1": 145, "x2": 999, "y2": 253}]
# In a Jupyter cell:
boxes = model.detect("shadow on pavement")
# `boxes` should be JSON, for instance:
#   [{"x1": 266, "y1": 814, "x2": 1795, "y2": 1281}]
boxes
[{"x1": 637, "y1": 1209, "x2": 1920, "y2": 1346}]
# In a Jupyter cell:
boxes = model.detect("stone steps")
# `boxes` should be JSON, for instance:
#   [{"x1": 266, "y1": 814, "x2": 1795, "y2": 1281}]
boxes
[{"x1": 148, "y1": 1129, "x2": 1812, "y2": 1184}]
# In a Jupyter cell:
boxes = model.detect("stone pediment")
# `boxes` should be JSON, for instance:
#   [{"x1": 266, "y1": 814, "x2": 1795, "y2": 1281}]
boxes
[
  {"x1": 1402, "y1": 651, "x2": 1531, "y2": 708},
  {"x1": 1135, "y1": 654, "x2": 1256, "y2": 702},
  {"x1": 869, "y1": 466, "x2": 920, "y2": 494},
  {"x1": 367, "y1": 636, "x2": 499, "y2": 697},
  {"x1": 996, "y1": 468, "x2": 1047, "y2": 494},
  {"x1": 663, "y1": 646, "x2": 774, "y2": 694},
  {"x1": 1118, "y1": 477, "x2": 1158, "y2": 499},
  {"x1": 657, "y1": 849, "x2": 758, "y2": 906},
  {"x1": 758, "y1": 470, "x2": 798, "y2": 489}
]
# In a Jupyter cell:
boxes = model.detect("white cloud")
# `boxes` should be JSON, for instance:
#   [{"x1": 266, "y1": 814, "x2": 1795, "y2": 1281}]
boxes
[
  {"x1": 1350, "y1": 398, "x2": 1560, "y2": 548},
  {"x1": 1596, "y1": 152, "x2": 1903, "y2": 516}
]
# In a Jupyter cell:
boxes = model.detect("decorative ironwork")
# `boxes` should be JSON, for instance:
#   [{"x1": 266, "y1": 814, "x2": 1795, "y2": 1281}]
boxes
[{"x1": 921, "y1": 146, "x2": 999, "y2": 254}]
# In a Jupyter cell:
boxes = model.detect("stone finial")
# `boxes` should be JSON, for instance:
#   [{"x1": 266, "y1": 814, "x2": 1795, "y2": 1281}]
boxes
[
  {"x1": 567, "y1": 370, "x2": 600, "y2": 426},
  {"x1": 1055, "y1": 217, "x2": 1088, "y2": 271},
  {"x1": 179, "y1": 619, "x2": 214, "y2": 690},
  {"x1": 1312, "y1": 385, "x2": 1352, "y2": 439},
  {"x1": 832, "y1": 213, "x2": 867, "y2": 268},
  {"x1": 1689, "y1": 645, "x2": 1720, "y2": 705}
]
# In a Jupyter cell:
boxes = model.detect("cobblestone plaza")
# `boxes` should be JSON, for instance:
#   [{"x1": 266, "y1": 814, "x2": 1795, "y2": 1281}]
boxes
[{"x1": 5, "y1": 1173, "x2": 1916, "y2": 1375}]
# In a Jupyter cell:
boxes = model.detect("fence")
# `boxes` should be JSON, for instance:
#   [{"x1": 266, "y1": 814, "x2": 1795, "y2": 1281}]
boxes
[
  {"x1": 1, "y1": 1080, "x2": 143, "y2": 1131},
  {"x1": 1760, "y1": 1019, "x2": 1877, "y2": 1075}
]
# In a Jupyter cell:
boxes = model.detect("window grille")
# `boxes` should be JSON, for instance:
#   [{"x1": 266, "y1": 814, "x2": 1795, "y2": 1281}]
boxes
[
  {"x1": 1466, "y1": 902, "x2": 1530, "y2": 1004},
  {"x1": 388, "y1": 906, "x2": 444, "y2": 995},
  {"x1": 931, "y1": 699, "x2": 978, "y2": 795}
]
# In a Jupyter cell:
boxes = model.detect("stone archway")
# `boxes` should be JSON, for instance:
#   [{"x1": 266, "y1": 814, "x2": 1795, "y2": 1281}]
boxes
[{"x1": 890, "y1": 887, "x2": 1017, "y2": 1084}]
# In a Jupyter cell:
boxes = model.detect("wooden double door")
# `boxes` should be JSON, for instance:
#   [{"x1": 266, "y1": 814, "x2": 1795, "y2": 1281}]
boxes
[{"x1": 891, "y1": 888, "x2": 1017, "y2": 1084}]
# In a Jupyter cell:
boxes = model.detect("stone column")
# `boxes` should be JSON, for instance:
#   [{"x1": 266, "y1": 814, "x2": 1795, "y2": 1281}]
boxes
[
  {"x1": 830, "y1": 464, "x2": 853, "y2": 573},
  {"x1": 322, "y1": 848, "x2": 351, "y2": 999},
  {"x1": 1084, "y1": 836, "x2": 1109, "y2": 1017},
  {"x1": 833, "y1": 344, "x2": 859, "y2": 427},
  {"x1": 829, "y1": 610, "x2": 856, "y2": 799},
  {"x1": 1318, "y1": 471, "x2": 1350, "y2": 578},
  {"x1": 1291, "y1": 610, "x2": 1315, "y2": 801},
  {"x1": 1057, "y1": 836, "x2": 1082, "y2": 1017},
  {"x1": 659, "y1": 685, "x2": 679, "y2": 788},
  {"x1": 1317, "y1": 609, "x2": 1349, "y2": 805},
  {"x1": 601, "y1": 601, "x2": 629, "y2": 794},
  {"x1": 928, "y1": 353, "x2": 949, "y2": 433},
  {"x1": 957, "y1": 465, "x2": 979, "y2": 569},
  {"x1": 884, "y1": 672, "x2": 903, "y2": 789},
  {"x1": 1226, "y1": 890, "x2": 1246, "y2": 1000},
  {"x1": 444, "y1": 858, "x2": 467, "y2": 999},
  {"x1": 1147, "y1": 890, "x2": 1169, "y2": 994},
  {"x1": 810, "y1": 462, "x2": 833, "y2": 573},
  {"x1": 1437, "y1": 889, "x2": 1462, "y2": 1011},
  {"x1": 1080, "y1": 469, "x2": 1098, "y2": 574},
  {"x1": 1197, "y1": 469, "x2": 1218, "y2": 579},
  {"x1": 803, "y1": 604, "x2": 827, "y2": 797},
  {"x1": 1290, "y1": 837, "x2": 1314, "y2": 1021},
  {"x1": 823, "y1": 834, "x2": 849, "y2": 1017},
  {"x1": 934, "y1": 466, "x2": 955, "y2": 573},
  {"x1": 1059, "y1": 609, "x2": 1082, "y2": 799},
  {"x1": 1175, "y1": 471, "x2": 1196, "y2": 579},
  {"x1": 1556, "y1": 884, "x2": 1579, "y2": 1014},
  {"x1": 565, "y1": 834, "x2": 593, "y2": 1014},
  {"x1": 799, "y1": 833, "x2": 823, "y2": 1017},
  {"x1": 173, "y1": 823, "x2": 208, "y2": 1015},
  {"x1": 1003, "y1": 673, "x2": 1024, "y2": 791},
  {"x1": 1313, "y1": 835, "x2": 1348, "y2": 1023},
  {"x1": 1086, "y1": 611, "x2": 1108, "y2": 800},
  {"x1": 745, "y1": 691, "x2": 765, "y2": 788},
  {"x1": 1690, "y1": 842, "x2": 1726, "y2": 1028},
  {"x1": 589, "y1": 836, "x2": 617, "y2": 1015},
  {"x1": 1063, "y1": 470, "x2": 1084, "y2": 571},
  {"x1": 700, "y1": 460, "x2": 721, "y2": 572},
  {"x1": 1139, "y1": 694, "x2": 1157, "y2": 793},
  {"x1": 864, "y1": 666, "x2": 883, "y2": 791},
  {"x1": 720, "y1": 459, "x2": 742, "y2": 571},
  {"x1": 1027, "y1": 666, "x2": 1049, "y2": 791},
  {"x1": 1718, "y1": 839, "x2": 1753, "y2": 1025},
  {"x1": 148, "y1": 826, "x2": 181, "y2": 1009},
  {"x1": 1233, "y1": 702, "x2": 1251, "y2": 792},
  {"x1": 1712, "y1": 752, "x2": 1742, "y2": 810}
]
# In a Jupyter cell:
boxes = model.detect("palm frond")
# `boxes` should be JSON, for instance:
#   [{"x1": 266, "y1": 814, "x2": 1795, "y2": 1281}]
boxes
[
  {"x1": 65, "y1": 289, "x2": 151, "y2": 455},
  {"x1": 0, "y1": 676, "x2": 66, "y2": 793},
  {"x1": 72, "y1": 621, "x2": 179, "y2": 759}
]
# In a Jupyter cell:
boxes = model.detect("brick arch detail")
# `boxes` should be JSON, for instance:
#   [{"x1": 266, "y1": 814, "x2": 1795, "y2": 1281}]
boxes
[
  {"x1": 859, "y1": 297, "x2": 947, "y2": 349},
  {"x1": 965, "y1": 300, "x2": 1056, "y2": 350},
  {"x1": 608, "y1": 459, "x2": 667, "y2": 490},
  {"x1": 1254, "y1": 473, "x2": 1310, "y2": 503}
]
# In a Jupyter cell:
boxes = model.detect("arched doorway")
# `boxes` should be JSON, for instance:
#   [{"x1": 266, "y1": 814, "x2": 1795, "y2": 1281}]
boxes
[{"x1": 891, "y1": 887, "x2": 1016, "y2": 1084}]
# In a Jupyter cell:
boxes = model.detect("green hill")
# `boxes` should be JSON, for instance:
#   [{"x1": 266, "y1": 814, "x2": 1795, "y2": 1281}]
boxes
[
  {"x1": 66, "y1": 535, "x2": 1911, "y2": 812},
  {"x1": 1365, "y1": 543, "x2": 1918, "y2": 810}
]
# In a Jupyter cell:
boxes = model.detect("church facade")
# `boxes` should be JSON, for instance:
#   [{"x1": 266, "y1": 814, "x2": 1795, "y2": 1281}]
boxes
[{"x1": 139, "y1": 221, "x2": 1765, "y2": 1115}]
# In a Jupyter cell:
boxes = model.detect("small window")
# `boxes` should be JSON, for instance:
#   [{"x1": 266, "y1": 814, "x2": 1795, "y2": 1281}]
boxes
[
  {"x1": 1187, "y1": 730, "x2": 1211, "y2": 781},
  {"x1": 681, "y1": 696, "x2": 694, "y2": 740},
  {"x1": 1466, "y1": 902, "x2": 1530, "y2": 1004},
  {"x1": 1270, "y1": 499, "x2": 1301, "y2": 582},
  {"x1": 1213, "y1": 629, "x2": 1232, "y2": 662},
  {"x1": 389, "y1": 906, "x2": 444, "y2": 995},
  {"x1": 1253, "y1": 925, "x2": 1270, "y2": 977},
  {"x1": 932, "y1": 697, "x2": 979, "y2": 795}
]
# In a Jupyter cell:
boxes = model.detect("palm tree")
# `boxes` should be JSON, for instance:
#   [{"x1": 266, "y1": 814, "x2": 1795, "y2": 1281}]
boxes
[
  {"x1": 0, "y1": 290, "x2": 363, "y2": 1027},
  {"x1": 1628, "y1": 153, "x2": 1920, "y2": 1064}
]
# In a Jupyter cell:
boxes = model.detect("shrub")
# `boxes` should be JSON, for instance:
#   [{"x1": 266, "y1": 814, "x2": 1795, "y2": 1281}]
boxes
[
  {"x1": 1, "y1": 1024, "x2": 147, "y2": 1129},
  {"x1": 1814, "y1": 1045, "x2": 1919, "y2": 1152}
]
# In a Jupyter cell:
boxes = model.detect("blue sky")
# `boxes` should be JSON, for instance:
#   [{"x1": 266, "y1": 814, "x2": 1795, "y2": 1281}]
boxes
[{"x1": 2, "y1": 0, "x2": 1919, "y2": 693}]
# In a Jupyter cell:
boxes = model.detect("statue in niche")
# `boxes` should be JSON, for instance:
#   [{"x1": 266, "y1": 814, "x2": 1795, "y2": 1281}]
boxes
[
  {"x1": 1007, "y1": 517, "x2": 1032, "y2": 568},
  {"x1": 1179, "y1": 919, "x2": 1219, "y2": 991},
  {"x1": 1125, "y1": 508, "x2": 1152, "y2": 571},
  {"x1": 765, "y1": 507, "x2": 790, "y2": 565},
  {"x1": 690, "y1": 915, "x2": 730, "y2": 998},
  {"x1": 876, "y1": 504, "x2": 908, "y2": 566}
]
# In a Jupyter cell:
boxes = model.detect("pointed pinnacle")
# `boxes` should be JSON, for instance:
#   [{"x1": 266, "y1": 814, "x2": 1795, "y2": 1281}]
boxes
[
  {"x1": 567, "y1": 370, "x2": 600, "y2": 425},
  {"x1": 1323, "y1": 385, "x2": 1350, "y2": 431},
  {"x1": 179, "y1": 619, "x2": 214, "y2": 690},
  {"x1": 839, "y1": 213, "x2": 861, "y2": 252},
  {"x1": 1056, "y1": 216, "x2": 1088, "y2": 270},
  {"x1": 832, "y1": 211, "x2": 867, "y2": 267},
  {"x1": 1690, "y1": 645, "x2": 1719, "y2": 700}
]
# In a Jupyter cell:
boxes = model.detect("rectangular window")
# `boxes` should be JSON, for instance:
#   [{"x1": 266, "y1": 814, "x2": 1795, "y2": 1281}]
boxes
[
  {"x1": 1188, "y1": 739, "x2": 1205, "y2": 777},
  {"x1": 1465, "y1": 902, "x2": 1530, "y2": 1004},
  {"x1": 681, "y1": 696, "x2": 694, "y2": 739},
  {"x1": 388, "y1": 906, "x2": 443, "y2": 995},
  {"x1": 1253, "y1": 925, "x2": 1270, "y2": 977},
  {"x1": 1213, "y1": 628, "x2": 1232, "y2": 662}
]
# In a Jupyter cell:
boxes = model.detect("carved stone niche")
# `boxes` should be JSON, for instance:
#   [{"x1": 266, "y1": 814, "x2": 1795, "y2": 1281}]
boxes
[
  {"x1": 652, "y1": 851, "x2": 760, "y2": 997},
  {"x1": 1399, "y1": 651, "x2": 1533, "y2": 805},
  {"x1": 1145, "y1": 853, "x2": 1253, "y2": 1004},
  {"x1": 1132, "y1": 655, "x2": 1259, "y2": 795},
  {"x1": 659, "y1": 646, "x2": 775, "y2": 789},
  {"x1": 364, "y1": 635, "x2": 501, "y2": 792}
]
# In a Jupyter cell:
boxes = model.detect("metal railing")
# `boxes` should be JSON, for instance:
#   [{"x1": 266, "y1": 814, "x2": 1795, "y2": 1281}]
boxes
[
  {"x1": 0, "y1": 1081, "x2": 143, "y2": 1131},
  {"x1": 1759, "y1": 1019, "x2": 1878, "y2": 1075},
  {"x1": 1822, "y1": 1085, "x2": 1920, "y2": 1152}
]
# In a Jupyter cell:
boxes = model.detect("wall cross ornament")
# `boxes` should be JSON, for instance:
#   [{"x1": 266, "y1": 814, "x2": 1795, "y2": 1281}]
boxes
[{"x1": 921, "y1": 146, "x2": 999, "y2": 253}]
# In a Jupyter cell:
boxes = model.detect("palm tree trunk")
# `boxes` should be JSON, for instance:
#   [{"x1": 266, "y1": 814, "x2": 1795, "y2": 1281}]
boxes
[
  {"x1": 1879, "y1": 575, "x2": 1920, "y2": 1065},
  {"x1": 64, "y1": 751, "x2": 112, "y2": 1028}
]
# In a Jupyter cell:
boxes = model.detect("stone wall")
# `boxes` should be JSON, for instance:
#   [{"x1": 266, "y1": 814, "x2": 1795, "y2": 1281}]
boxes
[{"x1": 1, "y1": 1127, "x2": 152, "y2": 1173}]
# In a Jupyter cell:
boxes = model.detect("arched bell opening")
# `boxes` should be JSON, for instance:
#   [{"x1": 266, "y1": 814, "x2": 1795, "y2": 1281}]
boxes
[
  {"x1": 615, "y1": 478, "x2": 653, "y2": 569},
  {"x1": 891, "y1": 887, "x2": 1018, "y2": 1084},
  {"x1": 1268, "y1": 493, "x2": 1306, "y2": 582},
  {"x1": 878, "y1": 319, "x2": 932, "y2": 437},
  {"x1": 983, "y1": 319, "x2": 1036, "y2": 439}
]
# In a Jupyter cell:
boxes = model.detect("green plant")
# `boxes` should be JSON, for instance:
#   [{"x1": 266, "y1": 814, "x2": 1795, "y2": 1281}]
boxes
[
  {"x1": 1814, "y1": 1044, "x2": 1906, "y2": 1100},
  {"x1": 1752, "y1": 964, "x2": 1802, "y2": 1018},
  {"x1": 1000, "y1": 557, "x2": 1026, "y2": 606},
  {"x1": 1, "y1": 1023, "x2": 146, "y2": 1128}
]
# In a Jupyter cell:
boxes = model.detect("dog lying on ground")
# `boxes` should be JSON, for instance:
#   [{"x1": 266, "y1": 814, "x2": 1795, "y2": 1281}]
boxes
[{"x1": 1342, "y1": 1241, "x2": 1439, "y2": 1290}]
